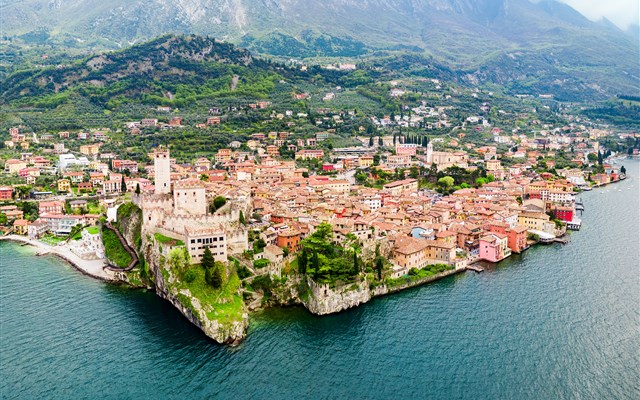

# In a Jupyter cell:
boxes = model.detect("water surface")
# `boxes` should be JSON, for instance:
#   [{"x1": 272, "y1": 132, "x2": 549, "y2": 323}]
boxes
[{"x1": 1, "y1": 160, "x2": 638, "y2": 399}]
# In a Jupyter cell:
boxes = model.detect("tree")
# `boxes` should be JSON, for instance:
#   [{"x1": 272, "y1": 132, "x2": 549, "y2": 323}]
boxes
[
  {"x1": 597, "y1": 150, "x2": 603, "y2": 165},
  {"x1": 16, "y1": 186, "x2": 31, "y2": 200},
  {"x1": 201, "y1": 247, "x2": 215, "y2": 271},
  {"x1": 135, "y1": 183, "x2": 141, "y2": 195},
  {"x1": 375, "y1": 257, "x2": 384, "y2": 281},
  {"x1": 587, "y1": 153, "x2": 597, "y2": 162},
  {"x1": 378, "y1": 137, "x2": 383, "y2": 147},
  {"x1": 312, "y1": 252, "x2": 320, "y2": 279},
  {"x1": 120, "y1": 175, "x2": 126, "y2": 193},
  {"x1": 210, "y1": 196, "x2": 227, "y2": 213},
  {"x1": 353, "y1": 250, "x2": 359, "y2": 275},
  {"x1": 368, "y1": 135, "x2": 374, "y2": 146},
  {"x1": 169, "y1": 247, "x2": 191, "y2": 275},
  {"x1": 438, "y1": 176, "x2": 455, "y2": 189},
  {"x1": 239, "y1": 210, "x2": 246, "y2": 225},
  {"x1": 205, "y1": 258, "x2": 224, "y2": 289},
  {"x1": 429, "y1": 163, "x2": 438, "y2": 177},
  {"x1": 298, "y1": 249, "x2": 308, "y2": 275}
]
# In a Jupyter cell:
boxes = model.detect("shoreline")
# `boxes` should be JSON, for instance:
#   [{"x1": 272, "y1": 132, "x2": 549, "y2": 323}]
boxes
[{"x1": 0, "y1": 235, "x2": 118, "y2": 282}]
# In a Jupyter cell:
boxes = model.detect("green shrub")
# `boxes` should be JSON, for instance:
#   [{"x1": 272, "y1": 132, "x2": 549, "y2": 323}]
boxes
[
  {"x1": 253, "y1": 259, "x2": 270, "y2": 269},
  {"x1": 184, "y1": 268, "x2": 197, "y2": 283}
]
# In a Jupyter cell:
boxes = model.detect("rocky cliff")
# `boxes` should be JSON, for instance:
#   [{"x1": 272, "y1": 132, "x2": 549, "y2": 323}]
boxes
[
  {"x1": 142, "y1": 235, "x2": 249, "y2": 345},
  {"x1": 302, "y1": 269, "x2": 463, "y2": 315}
]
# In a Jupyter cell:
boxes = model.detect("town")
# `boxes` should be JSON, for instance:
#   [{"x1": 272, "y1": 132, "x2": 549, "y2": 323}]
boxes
[{"x1": 0, "y1": 92, "x2": 637, "y2": 343}]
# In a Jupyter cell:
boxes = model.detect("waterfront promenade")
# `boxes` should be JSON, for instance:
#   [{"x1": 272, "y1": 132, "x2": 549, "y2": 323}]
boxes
[{"x1": 0, "y1": 235, "x2": 115, "y2": 281}]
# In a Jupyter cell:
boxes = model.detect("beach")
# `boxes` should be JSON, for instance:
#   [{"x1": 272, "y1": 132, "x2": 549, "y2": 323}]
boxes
[{"x1": 0, "y1": 235, "x2": 117, "y2": 282}]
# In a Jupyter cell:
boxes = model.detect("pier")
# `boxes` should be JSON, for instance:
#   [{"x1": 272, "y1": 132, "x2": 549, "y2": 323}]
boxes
[
  {"x1": 566, "y1": 219, "x2": 582, "y2": 231},
  {"x1": 466, "y1": 265, "x2": 484, "y2": 273}
]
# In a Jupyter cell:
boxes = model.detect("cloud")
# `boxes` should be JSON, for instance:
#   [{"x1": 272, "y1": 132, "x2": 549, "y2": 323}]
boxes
[{"x1": 558, "y1": 0, "x2": 639, "y2": 29}]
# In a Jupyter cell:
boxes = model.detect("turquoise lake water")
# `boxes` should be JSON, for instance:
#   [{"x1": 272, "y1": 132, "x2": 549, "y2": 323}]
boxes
[{"x1": 1, "y1": 159, "x2": 638, "y2": 399}]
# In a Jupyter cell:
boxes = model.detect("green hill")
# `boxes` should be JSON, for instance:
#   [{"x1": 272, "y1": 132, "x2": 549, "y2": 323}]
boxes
[{"x1": 1, "y1": 0, "x2": 638, "y2": 101}]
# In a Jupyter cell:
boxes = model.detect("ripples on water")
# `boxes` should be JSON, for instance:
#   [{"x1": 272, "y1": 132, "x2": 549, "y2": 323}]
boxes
[{"x1": 1, "y1": 161, "x2": 639, "y2": 399}]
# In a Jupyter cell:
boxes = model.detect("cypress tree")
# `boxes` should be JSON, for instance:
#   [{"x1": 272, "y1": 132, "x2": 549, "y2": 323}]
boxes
[
  {"x1": 202, "y1": 247, "x2": 215, "y2": 271},
  {"x1": 353, "y1": 250, "x2": 358, "y2": 275},
  {"x1": 312, "y1": 252, "x2": 320, "y2": 279},
  {"x1": 299, "y1": 250, "x2": 308, "y2": 274},
  {"x1": 375, "y1": 257, "x2": 384, "y2": 281},
  {"x1": 597, "y1": 150, "x2": 603, "y2": 165},
  {"x1": 239, "y1": 210, "x2": 245, "y2": 225}
]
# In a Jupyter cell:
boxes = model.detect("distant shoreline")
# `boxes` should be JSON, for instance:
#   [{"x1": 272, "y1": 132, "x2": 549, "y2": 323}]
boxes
[{"x1": 0, "y1": 235, "x2": 117, "y2": 282}]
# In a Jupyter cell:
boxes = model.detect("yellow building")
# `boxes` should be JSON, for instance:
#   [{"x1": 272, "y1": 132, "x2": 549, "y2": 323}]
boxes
[
  {"x1": 486, "y1": 159, "x2": 501, "y2": 171},
  {"x1": 13, "y1": 219, "x2": 29, "y2": 235},
  {"x1": 393, "y1": 237, "x2": 456, "y2": 270},
  {"x1": 383, "y1": 179, "x2": 418, "y2": 196},
  {"x1": 518, "y1": 211, "x2": 553, "y2": 232},
  {"x1": 80, "y1": 144, "x2": 101, "y2": 155},
  {"x1": 4, "y1": 159, "x2": 28, "y2": 174},
  {"x1": 57, "y1": 179, "x2": 71, "y2": 192}
]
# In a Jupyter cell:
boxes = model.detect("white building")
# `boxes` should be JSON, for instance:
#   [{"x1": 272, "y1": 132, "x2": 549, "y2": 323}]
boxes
[
  {"x1": 186, "y1": 226, "x2": 227, "y2": 263},
  {"x1": 173, "y1": 179, "x2": 207, "y2": 216},
  {"x1": 59, "y1": 154, "x2": 90, "y2": 171}
]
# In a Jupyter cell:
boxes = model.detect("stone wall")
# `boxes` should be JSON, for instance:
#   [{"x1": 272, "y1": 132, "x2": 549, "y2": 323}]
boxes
[{"x1": 302, "y1": 268, "x2": 463, "y2": 315}]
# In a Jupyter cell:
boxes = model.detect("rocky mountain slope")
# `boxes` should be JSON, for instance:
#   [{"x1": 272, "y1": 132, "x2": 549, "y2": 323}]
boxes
[{"x1": 2, "y1": 0, "x2": 638, "y2": 99}]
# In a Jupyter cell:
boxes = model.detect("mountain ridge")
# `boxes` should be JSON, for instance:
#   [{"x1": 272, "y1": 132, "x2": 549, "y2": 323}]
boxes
[{"x1": 1, "y1": 0, "x2": 638, "y2": 100}]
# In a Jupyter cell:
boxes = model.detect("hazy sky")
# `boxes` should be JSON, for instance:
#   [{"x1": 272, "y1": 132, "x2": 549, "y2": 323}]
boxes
[{"x1": 559, "y1": 0, "x2": 639, "y2": 29}]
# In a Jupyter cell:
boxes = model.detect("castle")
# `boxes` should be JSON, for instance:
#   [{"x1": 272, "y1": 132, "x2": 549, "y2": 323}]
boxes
[
  {"x1": 135, "y1": 148, "x2": 248, "y2": 263},
  {"x1": 426, "y1": 141, "x2": 469, "y2": 170}
]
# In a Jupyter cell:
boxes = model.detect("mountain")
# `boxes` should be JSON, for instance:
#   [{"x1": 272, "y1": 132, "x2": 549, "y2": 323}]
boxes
[
  {"x1": 0, "y1": 35, "x2": 281, "y2": 108},
  {"x1": 1, "y1": 0, "x2": 638, "y2": 100}
]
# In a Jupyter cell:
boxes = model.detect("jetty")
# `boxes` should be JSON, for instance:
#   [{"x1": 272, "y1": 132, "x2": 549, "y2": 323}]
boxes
[{"x1": 467, "y1": 265, "x2": 484, "y2": 273}]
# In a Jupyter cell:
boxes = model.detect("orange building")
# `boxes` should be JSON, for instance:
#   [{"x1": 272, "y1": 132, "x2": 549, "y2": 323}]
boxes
[{"x1": 276, "y1": 230, "x2": 301, "y2": 252}]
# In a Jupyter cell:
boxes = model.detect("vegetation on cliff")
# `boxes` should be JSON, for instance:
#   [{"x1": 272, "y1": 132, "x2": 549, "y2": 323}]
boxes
[
  {"x1": 101, "y1": 226, "x2": 132, "y2": 268},
  {"x1": 160, "y1": 243, "x2": 245, "y2": 333},
  {"x1": 297, "y1": 223, "x2": 362, "y2": 287}
]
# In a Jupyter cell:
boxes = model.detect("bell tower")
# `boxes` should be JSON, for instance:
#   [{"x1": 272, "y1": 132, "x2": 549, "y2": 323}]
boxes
[{"x1": 154, "y1": 147, "x2": 171, "y2": 195}]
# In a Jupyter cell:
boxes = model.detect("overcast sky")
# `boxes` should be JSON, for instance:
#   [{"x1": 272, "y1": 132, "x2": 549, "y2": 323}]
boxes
[{"x1": 559, "y1": 0, "x2": 639, "y2": 30}]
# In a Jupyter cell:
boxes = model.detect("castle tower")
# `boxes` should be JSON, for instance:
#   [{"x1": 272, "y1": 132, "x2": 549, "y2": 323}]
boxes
[
  {"x1": 426, "y1": 141, "x2": 433, "y2": 164},
  {"x1": 154, "y1": 147, "x2": 171, "y2": 195}
]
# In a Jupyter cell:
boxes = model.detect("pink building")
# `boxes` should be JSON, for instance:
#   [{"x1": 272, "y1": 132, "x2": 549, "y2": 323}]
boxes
[
  {"x1": 38, "y1": 201, "x2": 64, "y2": 215},
  {"x1": 479, "y1": 233, "x2": 511, "y2": 263}
]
